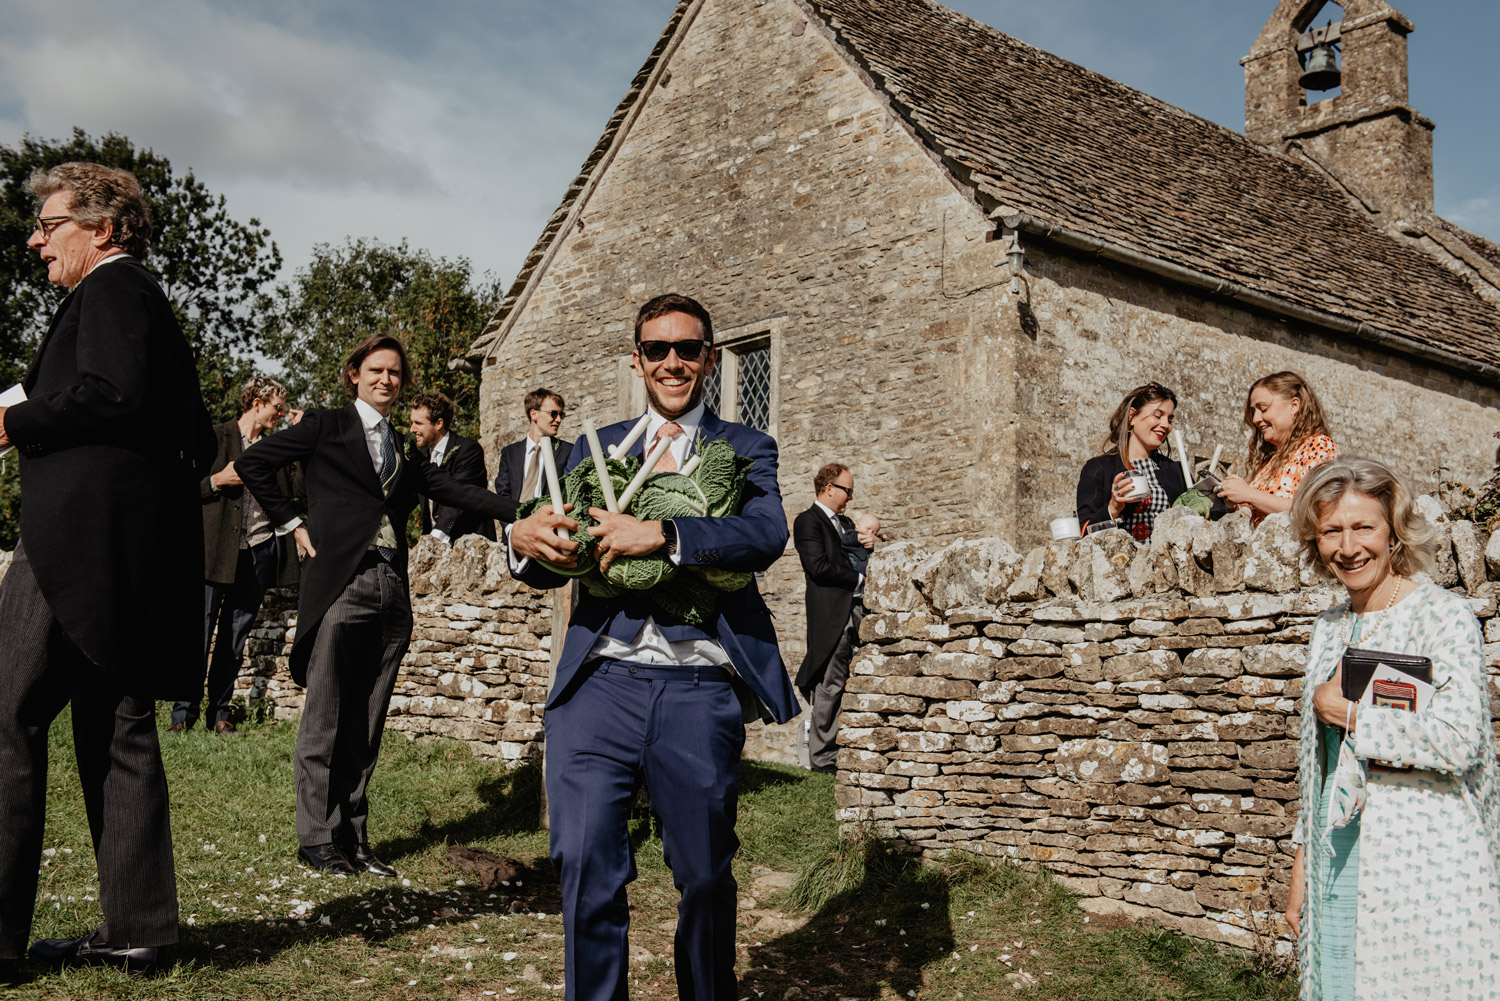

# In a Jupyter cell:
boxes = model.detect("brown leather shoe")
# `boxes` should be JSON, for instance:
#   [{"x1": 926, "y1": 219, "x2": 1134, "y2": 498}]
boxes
[
  {"x1": 213, "y1": 720, "x2": 238, "y2": 735},
  {"x1": 166, "y1": 722, "x2": 187, "y2": 734}
]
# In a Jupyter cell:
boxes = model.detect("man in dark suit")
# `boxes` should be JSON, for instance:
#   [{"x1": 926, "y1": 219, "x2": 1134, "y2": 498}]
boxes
[
  {"x1": 509, "y1": 294, "x2": 798, "y2": 1001},
  {"x1": 493, "y1": 388, "x2": 571, "y2": 521},
  {"x1": 0, "y1": 162, "x2": 214, "y2": 978},
  {"x1": 173, "y1": 375, "x2": 303, "y2": 735},
  {"x1": 793, "y1": 463, "x2": 867, "y2": 774},
  {"x1": 409, "y1": 391, "x2": 495, "y2": 543},
  {"x1": 237, "y1": 334, "x2": 514, "y2": 879}
]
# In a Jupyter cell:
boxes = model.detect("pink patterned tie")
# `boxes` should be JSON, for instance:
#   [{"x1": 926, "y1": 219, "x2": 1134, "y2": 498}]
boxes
[{"x1": 653, "y1": 422, "x2": 683, "y2": 472}]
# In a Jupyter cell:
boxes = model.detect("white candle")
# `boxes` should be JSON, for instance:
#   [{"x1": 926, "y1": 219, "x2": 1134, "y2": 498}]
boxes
[
  {"x1": 537, "y1": 436, "x2": 570, "y2": 541},
  {"x1": 583, "y1": 418, "x2": 620, "y2": 514},
  {"x1": 1207, "y1": 444, "x2": 1223, "y2": 479},
  {"x1": 616, "y1": 434, "x2": 673, "y2": 512},
  {"x1": 1172, "y1": 430, "x2": 1193, "y2": 484},
  {"x1": 679, "y1": 454, "x2": 702, "y2": 477},
  {"x1": 606, "y1": 414, "x2": 651, "y2": 459}
]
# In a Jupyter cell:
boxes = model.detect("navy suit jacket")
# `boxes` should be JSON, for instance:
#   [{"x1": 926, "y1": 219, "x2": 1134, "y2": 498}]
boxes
[{"x1": 514, "y1": 408, "x2": 798, "y2": 724}]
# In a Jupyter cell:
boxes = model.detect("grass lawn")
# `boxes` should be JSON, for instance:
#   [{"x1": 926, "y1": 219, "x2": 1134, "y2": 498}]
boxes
[{"x1": 10, "y1": 709, "x2": 1296, "y2": 1000}]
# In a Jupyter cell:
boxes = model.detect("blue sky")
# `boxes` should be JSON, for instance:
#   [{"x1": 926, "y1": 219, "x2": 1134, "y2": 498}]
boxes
[{"x1": 0, "y1": 0, "x2": 1493, "y2": 285}]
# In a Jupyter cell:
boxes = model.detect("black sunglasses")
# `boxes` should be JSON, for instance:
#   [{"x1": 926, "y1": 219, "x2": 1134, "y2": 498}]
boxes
[{"x1": 637, "y1": 339, "x2": 710, "y2": 363}]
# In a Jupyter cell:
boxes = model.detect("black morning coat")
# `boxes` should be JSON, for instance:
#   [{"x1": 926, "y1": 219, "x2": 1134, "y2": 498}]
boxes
[
  {"x1": 419, "y1": 432, "x2": 496, "y2": 541},
  {"x1": 793, "y1": 503, "x2": 859, "y2": 692},
  {"x1": 493, "y1": 436, "x2": 573, "y2": 521},
  {"x1": 5, "y1": 258, "x2": 215, "y2": 698},
  {"x1": 234, "y1": 403, "x2": 516, "y2": 685},
  {"x1": 201, "y1": 419, "x2": 304, "y2": 587}
]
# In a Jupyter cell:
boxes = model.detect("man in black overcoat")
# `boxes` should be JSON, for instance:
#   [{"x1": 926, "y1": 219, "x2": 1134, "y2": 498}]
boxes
[
  {"x1": 493, "y1": 387, "x2": 571, "y2": 520},
  {"x1": 0, "y1": 163, "x2": 214, "y2": 978},
  {"x1": 236, "y1": 335, "x2": 515, "y2": 878},
  {"x1": 409, "y1": 390, "x2": 495, "y2": 543},
  {"x1": 793, "y1": 463, "x2": 866, "y2": 773},
  {"x1": 173, "y1": 375, "x2": 304, "y2": 734}
]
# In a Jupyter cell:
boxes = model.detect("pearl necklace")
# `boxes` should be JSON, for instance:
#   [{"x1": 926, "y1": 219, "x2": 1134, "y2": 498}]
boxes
[{"x1": 1341, "y1": 574, "x2": 1406, "y2": 649}]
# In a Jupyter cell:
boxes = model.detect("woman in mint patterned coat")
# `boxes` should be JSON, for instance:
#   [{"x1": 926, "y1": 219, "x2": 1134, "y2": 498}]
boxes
[{"x1": 1285, "y1": 458, "x2": 1500, "y2": 1000}]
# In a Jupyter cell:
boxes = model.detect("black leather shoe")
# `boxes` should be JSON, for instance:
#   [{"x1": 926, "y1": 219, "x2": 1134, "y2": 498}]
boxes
[
  {"x1": 346, "y1": 843, "x2": 398, "y2": 878},
  {"x1": 29, "y1": 930, "x2": 165, "y2": 976},
  {"x1": 0, "y1": 957, "x2": 24, "y2": 985},
  {"x1": 297, "y1": 843, "x2": 356, "y2": 874}
]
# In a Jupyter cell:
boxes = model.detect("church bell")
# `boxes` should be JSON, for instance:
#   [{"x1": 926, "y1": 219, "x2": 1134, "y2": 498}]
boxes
[{"x1": 1299, "y1": 42, "x2": 1341, "y2": 91}]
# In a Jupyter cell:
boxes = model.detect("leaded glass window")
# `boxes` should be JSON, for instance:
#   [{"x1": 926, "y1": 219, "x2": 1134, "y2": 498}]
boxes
[{"x1": 735, "y1": 342, "x2": 771, "y2": 432}]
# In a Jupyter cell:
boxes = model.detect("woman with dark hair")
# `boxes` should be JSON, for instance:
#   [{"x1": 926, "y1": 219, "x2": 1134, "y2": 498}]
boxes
[
  {"x1": 1075, "y1": 383, "x2": 1185, "y2": 541},
  {"x1": 1285, "y1": 458, "x2": 1500, "y2": 999},
  {"x1": 1216, "y1": 371, "x2": 1338, "y2": 524}
]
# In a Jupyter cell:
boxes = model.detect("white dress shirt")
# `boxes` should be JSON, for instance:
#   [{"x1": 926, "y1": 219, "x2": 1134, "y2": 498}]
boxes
[
  {"x1": 275, "y1": 397, "x2": 390, "y2": 536},
  {"x1": 429, "y1": 431, "x2": 451, "y2": 468},
  {"x1": 508, "y1": 401, "x2": 729, "y2": 667},
  {"x1": 428, "y1": 431, "x2": 453, "y2": 543},
  {"x1": 815, "y1": 499, "x2": 863, "y2": 590}
]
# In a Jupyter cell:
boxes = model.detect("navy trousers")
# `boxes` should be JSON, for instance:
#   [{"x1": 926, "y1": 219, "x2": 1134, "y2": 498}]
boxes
[
  {"x1": 174, "y1": 536, "x2": 277, "y2": 727},
  {"x1": 545, "y1": 660, "x2": 746, "y2": 1001}
]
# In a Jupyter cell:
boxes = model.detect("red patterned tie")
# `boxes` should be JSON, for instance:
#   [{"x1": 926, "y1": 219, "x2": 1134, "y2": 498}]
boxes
[{"x1": 653, "y1": 422, "x2": 683, "y2": 472}]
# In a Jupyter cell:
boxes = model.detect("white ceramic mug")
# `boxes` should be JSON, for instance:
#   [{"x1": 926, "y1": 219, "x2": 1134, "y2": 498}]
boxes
[
  {"x1": 1050, "y1": 516, "x2": 1081, "y2": 541},
  {"x1": 1124, "y1": 472, "x2": 1150, "y2": 500}
]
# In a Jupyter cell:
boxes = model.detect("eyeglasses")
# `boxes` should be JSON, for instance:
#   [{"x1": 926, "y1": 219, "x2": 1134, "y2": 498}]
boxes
[
  {"x1": 540, "y1": 409, "x2": 565, "y2": 421},
  {"x1": 830, "y1": 483, "x2": 855, "y2": 498},
  {"x1": 637, "y1": 339, "x2": 709, "y2": 363},
  {"x1": 33, "y1": 215, "x2": 73, "y2": 238}
]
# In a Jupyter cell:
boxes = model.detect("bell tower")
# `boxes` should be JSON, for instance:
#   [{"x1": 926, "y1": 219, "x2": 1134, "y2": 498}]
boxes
[{"x1": 1242, "y1": 0, "x2": 1433, "y2": 225}]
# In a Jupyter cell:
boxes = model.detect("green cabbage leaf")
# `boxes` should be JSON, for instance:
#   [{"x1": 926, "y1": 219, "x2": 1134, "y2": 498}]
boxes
[{"x1": 516, "y1": 434, "x2": 756, "y2": 625}]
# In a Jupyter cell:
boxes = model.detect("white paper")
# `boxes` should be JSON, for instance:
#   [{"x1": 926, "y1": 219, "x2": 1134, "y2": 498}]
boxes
[
  {"x1": 1359, "y1": 662, "x2": 1434, "y2": 770},
  {"x1": 0, "y1": 383, "x2": 26, "y2": 459},
  {"x1": 1359, "y1": 661, "x2": 1434, "y2": 714}
]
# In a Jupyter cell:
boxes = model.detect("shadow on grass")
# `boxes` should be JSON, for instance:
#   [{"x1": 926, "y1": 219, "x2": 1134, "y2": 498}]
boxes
[
  {"x1": 173, "y1": 860, "x2": 564, "y2": 973},
  {"x1": 738, "y1": 760, "x2": 805, "y2": 795},
  {"x1": 743, "y1": 834, "x2": 954, "y2": 1001},
  {"x1": 378, "y1": 759, "x2": 545, "y2": 861}
]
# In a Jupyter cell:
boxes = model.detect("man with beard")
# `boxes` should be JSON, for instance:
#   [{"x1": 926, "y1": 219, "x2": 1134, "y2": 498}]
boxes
[{"x1": 508, "y1": 293, "x2": 797, "y2": 1001}]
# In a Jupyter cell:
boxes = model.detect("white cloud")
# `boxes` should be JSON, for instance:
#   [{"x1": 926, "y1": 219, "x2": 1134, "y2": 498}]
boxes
[{"x1": 0, "y1": 0, "x2": 429, "y2": 188}]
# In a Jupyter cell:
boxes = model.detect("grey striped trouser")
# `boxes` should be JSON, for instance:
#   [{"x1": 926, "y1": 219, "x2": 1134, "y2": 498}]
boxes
[{"x1": 294, "y1": 557, "x2": 412, "y2": 847}]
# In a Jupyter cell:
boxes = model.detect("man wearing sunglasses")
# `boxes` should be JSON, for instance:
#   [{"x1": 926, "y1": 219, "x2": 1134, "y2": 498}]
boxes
[
  {"x1": 508, "y1": 293, "x2": 797, "y2": 1001},
  {"x1": 493, "y1": 388, "x2": 572, "y2": 521},
  {"x1": 793, "y1": 463, "x2": 864, "y2": 774}
]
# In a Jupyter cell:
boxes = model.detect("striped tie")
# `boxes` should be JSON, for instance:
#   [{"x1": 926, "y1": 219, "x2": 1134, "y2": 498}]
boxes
[
  {"x1": 653, "y1": 422, "x2": 683, "y2": 472},
  {"x1": 377, "y1": 419, "x2": 398, "y2": 562}
]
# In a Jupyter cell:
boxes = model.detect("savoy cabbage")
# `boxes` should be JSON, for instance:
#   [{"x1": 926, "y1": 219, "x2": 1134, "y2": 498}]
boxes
[{"x1": 517, "y1": 433, "x2": 757, "y2": 625}]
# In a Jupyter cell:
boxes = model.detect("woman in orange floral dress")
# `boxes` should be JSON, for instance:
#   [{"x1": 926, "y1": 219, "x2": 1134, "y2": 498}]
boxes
[{"x1": 1216, "y1": 371, "x2": 1338, "y2": 525}]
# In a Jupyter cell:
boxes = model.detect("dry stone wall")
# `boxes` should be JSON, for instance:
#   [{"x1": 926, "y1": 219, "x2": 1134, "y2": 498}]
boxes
[
  {"x1": 842, "y1": 501, "x2": 1500, "y2": 951},
  {"x1": 238, "y1": 537, "x2": 555, "y2": 761}
]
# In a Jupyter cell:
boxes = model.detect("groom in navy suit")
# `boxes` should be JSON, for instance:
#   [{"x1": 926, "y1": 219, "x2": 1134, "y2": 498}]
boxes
[{"x1": 509, "y1": 293, "x2": 798, "y2": 1001}]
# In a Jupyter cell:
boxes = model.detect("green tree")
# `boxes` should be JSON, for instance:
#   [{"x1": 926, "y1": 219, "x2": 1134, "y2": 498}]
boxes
[
  {"x1": 0, "y1": 129, "x2": 283, "y2": 549},
  {"x1": 258, "y1": 238, "x2": 501, "y2": 438},
  {"x1": 0, "y1": 129, "x2": 282, "y2": 418}
]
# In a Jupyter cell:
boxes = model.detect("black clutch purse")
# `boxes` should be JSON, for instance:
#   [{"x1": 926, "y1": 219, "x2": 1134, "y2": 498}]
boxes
[{"x1": 1341, "y1": 647, "x2": 1432, "y2": 702}]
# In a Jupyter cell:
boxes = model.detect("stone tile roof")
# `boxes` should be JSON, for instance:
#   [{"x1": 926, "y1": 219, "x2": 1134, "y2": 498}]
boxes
[
  {"x1": 469, "y1": 0, "x2": 1500, "y2": 374},
  {"x1": 806, "y1": 0, "x2": 1500, "y2": 371}
]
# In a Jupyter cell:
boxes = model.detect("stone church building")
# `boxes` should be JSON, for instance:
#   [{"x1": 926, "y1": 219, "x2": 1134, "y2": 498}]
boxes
[{"x1": 467, "y1": 0, "x2": 1500, "y2": 660}]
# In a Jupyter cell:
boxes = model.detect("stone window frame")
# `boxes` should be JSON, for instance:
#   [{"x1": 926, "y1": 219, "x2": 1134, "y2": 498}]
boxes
[{"x1": 622, "y1": 315, "x2": 783, "y2": 438}]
